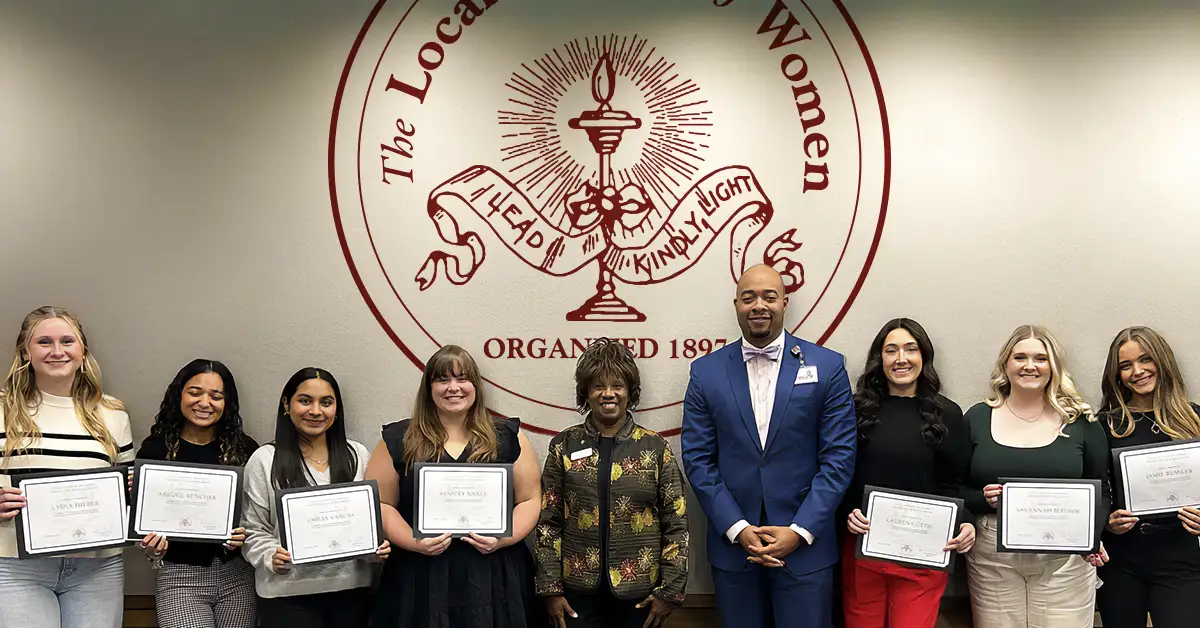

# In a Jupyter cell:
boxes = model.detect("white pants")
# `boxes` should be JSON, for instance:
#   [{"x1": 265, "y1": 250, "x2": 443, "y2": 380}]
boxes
[{"x1": 966, "y1": 515, "x2": 1097, "y2": 628}]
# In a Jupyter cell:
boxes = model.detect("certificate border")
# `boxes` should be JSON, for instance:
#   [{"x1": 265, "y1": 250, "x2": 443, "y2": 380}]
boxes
[
  {"x1": 413, "y1": 463, "x2": 514, "y2": 539},
  {"x1": 996, "y1": 477, "x2": 1101, "y2": 554},
  {"x1": 856, "y1": 486, "x2": 962, "y2": 572},
  {"x1": 129, "y1": 459, "x2": 243, "y2": 543},
  {"x1": 1112, "y1": 438, "x2": 1200, "y2": 517},
  {"x1": 14, "y1": 467, "x2": 130, "y2": 558},
  {"x1": 276, "y1": 479, "x2": 383, "y2": 566}
]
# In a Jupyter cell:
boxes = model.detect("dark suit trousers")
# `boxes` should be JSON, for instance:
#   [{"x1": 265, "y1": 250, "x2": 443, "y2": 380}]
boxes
[
  {"x1": 713, "y1": 561, "x2": 834, "y2": 628},
  {"x1": 713, "y1": 505, "x2": 834, "y2": 628}
]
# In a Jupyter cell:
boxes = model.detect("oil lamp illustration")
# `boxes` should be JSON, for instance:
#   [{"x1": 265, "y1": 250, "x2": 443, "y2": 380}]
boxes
[{"x1": 565, "y1": 54, "x2": 648, "y2": 321}]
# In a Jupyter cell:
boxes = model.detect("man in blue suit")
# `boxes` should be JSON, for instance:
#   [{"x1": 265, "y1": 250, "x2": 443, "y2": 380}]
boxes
[{"x1": 681, "y1": 264, "x2": 856, "y2": 628}]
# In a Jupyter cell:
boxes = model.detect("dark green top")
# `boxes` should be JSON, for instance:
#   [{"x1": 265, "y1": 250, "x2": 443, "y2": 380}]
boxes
[{"x1": 960, "y1": 401, "x2": 1110, "y2": 518}]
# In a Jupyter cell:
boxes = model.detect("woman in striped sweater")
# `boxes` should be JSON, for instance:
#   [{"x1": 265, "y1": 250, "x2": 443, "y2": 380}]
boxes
[{"x1": 0, "y1": 306, "x2": 135, "y2": 628}]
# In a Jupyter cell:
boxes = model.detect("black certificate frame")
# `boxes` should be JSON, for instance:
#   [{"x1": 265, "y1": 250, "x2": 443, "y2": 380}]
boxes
[
  {"x1": 996, "y1": 477, "x2": 1102, "y2": 555},
  {"x1": 855, "y1": 486, "x2": 963, "y2": 572},
  {"x1": 275, "y1": 479, "x2": 383, "y2": 567},
  {"x1": 1112, "y1": 438, "x2": 1200, "y2": 518},
  {"x1": 413, "y1": 462, "x2": 514, "y2": 539},
  {"x1": 128, "y1": 458, "x2": 244, "y2": 544},
  {"x1": 15, "y1": 467, "x2": 130, "y2": 559}
]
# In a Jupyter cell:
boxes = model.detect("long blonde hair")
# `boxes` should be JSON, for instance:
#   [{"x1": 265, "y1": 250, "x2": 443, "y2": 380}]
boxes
[
  {"x1": 403, "y1": 345, "x2": 498, "y2": 467},
  {"x1": 985, "y1": 325, "x2": 1094, "y2": 424},
  {"x1": 2, "y1": 306, "x2": 123, "y2": 465},
  {"x1": 1101, "y1": 326, "x2": 1200, "y2": 440}
]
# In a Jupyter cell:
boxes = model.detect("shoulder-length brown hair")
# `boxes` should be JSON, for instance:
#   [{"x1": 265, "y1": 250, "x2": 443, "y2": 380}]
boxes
[
  {"x1": 2, "y1": 306, "x2": 124, "y2": 465},
  {"x1": 984, "y1": 324, "x2": 1094, "y2": 424},
  {"x1": 403, "y1": 345, "x2": 498, "y2": 466},
  {"x1": 1101, "y1": 326, "x2": 1200, "y2": 440}
]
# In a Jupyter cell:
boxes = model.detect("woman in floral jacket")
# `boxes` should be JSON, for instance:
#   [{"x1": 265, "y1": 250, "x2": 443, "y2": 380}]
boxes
[{"x1": 536, "y1": 338, "x2": 689, "y2": 628}]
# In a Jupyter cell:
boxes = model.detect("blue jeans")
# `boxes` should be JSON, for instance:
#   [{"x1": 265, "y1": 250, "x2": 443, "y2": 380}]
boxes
[{"x1": 0, "y1": 555, "x2": 124, "y2": 628}]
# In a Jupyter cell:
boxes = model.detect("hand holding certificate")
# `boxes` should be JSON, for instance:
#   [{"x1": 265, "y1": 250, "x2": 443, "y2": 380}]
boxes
[
  {"x1": 15, "y1": 467, "x2": 129, "y2": 558},
  {"x1": 1113, "y1": 439, "x2": 1200, "y2": 517},
  {"x1": 277, "y1": 480, "x2": 383, "y2": 566},
  {"x1": 130, "y1": 459, "x2": 242, "y2": 543},
  {"x1": 413, "y1": 463, "x2": 513, "y2": 538},
  {"x1": 855, "y1": 487, "x2": 963, "y2": 571},
  {"x1": 996, "y1": 478, "x2": 1101, "y2": 554}
]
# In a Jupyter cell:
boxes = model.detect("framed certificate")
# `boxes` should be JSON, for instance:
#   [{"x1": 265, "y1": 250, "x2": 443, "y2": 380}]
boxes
[
  {"x1": 276, "y1": 480, "x2": 382, "y2": 566},
  {"x1": 129, "y1": 459, "x2": 242, "y2": 543},
  {"x1": 996, "y1": 478, "x2": 1101, "y2": 554},
  {"x1": 856, "y1": 486, "x2": 962, "y2": 571},
  {"x1": 1113, "y1": 439, "x2": 1200, "y2": 517},
  {"x1": 413, "y1": 463, "x2": 513, "y2": 538},
  {"x1": 15, "y1": 467, "x2": 129, "y2": 558}
]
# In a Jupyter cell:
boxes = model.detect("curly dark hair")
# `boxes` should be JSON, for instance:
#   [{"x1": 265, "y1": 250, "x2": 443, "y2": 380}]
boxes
[
  {"x1": 574, "y1": 338, "x2": 641, "y2": 414},
  {"x1": 148, "y1": 359, "x2": 251, "y2": 466},
  {"x1": 853, "y1": 318, "x2": 948, "y2": 445}
]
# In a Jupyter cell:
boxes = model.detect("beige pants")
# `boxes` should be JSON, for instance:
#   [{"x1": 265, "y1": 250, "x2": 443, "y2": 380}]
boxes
[{"x1": 966, "y1": 515, "x2": 1097, "y2": 628}]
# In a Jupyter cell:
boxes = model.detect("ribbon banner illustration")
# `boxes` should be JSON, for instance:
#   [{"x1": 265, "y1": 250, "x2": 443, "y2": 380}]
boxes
[{"x1": 414, "y1": 165, "x2": 803, "y2": 294}]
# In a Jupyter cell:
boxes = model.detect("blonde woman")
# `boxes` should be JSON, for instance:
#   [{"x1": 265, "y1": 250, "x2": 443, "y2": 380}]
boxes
[
  {"x1": 0, "y1": 306, "x2": 134, "y2": 628},
  {"x1": 960, "y1": 325, "x2": 1108, "y2": 628},
  {"x1": 1096, "y1": 327, "x2": 1200, "y2": 628},
  {"x1": 366, "y1": 345, "x2": 542, "y2": 628}
]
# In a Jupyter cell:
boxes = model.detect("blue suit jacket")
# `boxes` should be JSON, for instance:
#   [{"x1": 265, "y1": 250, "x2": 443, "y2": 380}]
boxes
[{"x1": 681, "y1": 333, "x2": 857, "y2": 575}]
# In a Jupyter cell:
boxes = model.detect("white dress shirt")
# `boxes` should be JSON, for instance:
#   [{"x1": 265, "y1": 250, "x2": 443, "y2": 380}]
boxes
[{"x1": 725, "y1": 332, "x2": 816, "y2": 546}]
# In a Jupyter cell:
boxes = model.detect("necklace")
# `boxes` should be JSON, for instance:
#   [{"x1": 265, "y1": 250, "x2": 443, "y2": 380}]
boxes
[
  {"x1": 1006, "y1": 401, "x2": 1044, "y2": 422},
  {"x1": 302, "y1": 450, "x2": 328, "y2": 465},
  {"x1": 1131, "y1": 410, "x2": 1165, "y2": 435}
]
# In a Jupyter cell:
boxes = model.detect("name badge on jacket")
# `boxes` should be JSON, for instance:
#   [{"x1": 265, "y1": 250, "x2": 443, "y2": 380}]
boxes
[
  {"x1": 795, "y1": 366, "x2": 819, "y2": 385},
  {"x1": 570, "y1": 448, "x2": 593, "y2": 461}
]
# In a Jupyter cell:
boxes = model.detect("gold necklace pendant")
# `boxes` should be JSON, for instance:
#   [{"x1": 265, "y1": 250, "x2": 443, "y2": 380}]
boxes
[{"x1": 1005, "y1": 401, "x2": 1044, "y2": 422}]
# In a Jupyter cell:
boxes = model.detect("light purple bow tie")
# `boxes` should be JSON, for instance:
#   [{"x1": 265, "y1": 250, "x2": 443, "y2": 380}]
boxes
[{"x1": 742, "y1": 343, "x2": 782, "y2": 362}]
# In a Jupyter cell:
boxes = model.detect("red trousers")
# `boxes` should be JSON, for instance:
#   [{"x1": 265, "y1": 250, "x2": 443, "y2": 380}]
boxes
[{"x1": 841, "y1": 535, "x2": 950, "y2": 628}]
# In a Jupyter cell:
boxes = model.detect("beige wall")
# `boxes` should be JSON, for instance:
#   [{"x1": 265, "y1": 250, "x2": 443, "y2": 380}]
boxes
[{"x1": 2, "y1": 0, "x2": 1198, "y2": 595}]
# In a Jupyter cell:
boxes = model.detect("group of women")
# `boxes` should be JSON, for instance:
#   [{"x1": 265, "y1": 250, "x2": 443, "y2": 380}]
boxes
[
  {"x1": 839, "y1": 320, "x2": 1200, "y2": 628},
  {"x1": 0, "y1": 304, "x2": 1197, "y2": 628},
  {"x1": 0, "y1": 307, "x2": 683, "y2": 628}
]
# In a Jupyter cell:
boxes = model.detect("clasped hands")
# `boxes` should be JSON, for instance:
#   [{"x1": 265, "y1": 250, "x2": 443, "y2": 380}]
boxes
[{"x1": 737, "y1": 525, "x2": 804, "y2": 567}]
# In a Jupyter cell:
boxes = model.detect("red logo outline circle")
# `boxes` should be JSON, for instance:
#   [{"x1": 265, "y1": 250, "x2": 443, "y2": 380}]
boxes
[{"x1": 329, "y1": 0, "x2": 891, "y2": 436}]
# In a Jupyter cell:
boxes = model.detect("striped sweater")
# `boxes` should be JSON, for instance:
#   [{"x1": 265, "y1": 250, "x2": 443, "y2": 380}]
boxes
[{"x1": 0, "y1": 391, "x2": 135, "y2": 558}]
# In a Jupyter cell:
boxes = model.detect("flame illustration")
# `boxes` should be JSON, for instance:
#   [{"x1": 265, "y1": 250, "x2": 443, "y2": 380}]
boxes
[{"x1": 591, "y1": 54, "x2": 615, "y2": 107}]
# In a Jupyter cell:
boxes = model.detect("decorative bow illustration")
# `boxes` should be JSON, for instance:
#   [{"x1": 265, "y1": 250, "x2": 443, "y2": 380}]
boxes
[{"x1": 564, "y1": 182, "x2": 653, "y2": 232}]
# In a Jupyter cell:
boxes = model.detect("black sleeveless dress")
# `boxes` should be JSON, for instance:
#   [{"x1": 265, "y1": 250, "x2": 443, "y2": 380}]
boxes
[{"x1": 372, "y1": 417, "x2": 541, "y2": 628}]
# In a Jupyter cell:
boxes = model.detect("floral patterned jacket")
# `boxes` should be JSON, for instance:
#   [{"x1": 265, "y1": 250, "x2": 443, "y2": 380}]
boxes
[{"x1": 535, "y1": 417, "x2": 689, "y2": 603}]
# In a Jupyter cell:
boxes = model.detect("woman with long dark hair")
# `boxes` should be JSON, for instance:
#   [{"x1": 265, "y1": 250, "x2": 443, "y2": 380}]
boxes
[
  {"x1": 136, "y1": 359, "x2": 259, "y2": 628},
  {"x1": 241, "y1": 367, "x2": 390, "y2": 628},
  {"x1": 1096, "y1": 327, "x2": 1200, "y2": 628},
  {"x1": 368, "y1": 345, "x2": 543, "y2": 628},
  {"x1": 839, "y1": 318, "x2": 974, "y2": 628}
]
